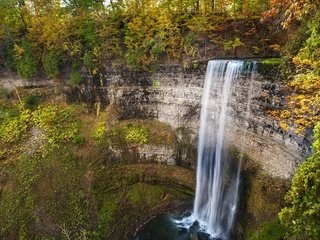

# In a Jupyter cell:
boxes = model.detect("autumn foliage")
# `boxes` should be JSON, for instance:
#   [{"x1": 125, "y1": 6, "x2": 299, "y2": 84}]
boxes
[
  {"x1": 265, "y1": 1, "x2": 320, "y2": 135},
  {"x1": 0, "y1": 0, "x2": 283, "y2": 77}
]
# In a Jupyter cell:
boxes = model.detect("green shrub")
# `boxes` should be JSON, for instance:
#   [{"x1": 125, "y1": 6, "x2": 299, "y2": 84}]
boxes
[
  {"x1": 126, "y1": 49, "x2": 145, "y2": 71},
  {"x1": 69, "y1": 62, "x2": 84, "y2": 87},
  {"x1": 107, "y1": 121, "x2": 175, "y2": 148},
  {"x1": 23, "y1": 94, "x2": 41, "y2": 110},
  {"x1": 15, "y1": 39, "x2": 37, "y2": 79},
  {"x1": 31, "y1": 105, "x2": 80, "y2": 148},
  {"x1": 3, "y1": 41, "x2": 16, "y2": 70},
  {"x1": 151, "y1": 79, "x2": 160, "y2": 88},
  {"x1": 83, "y1": 51, "x2": 94, "y2": 69},
  {"x1": 98, "y1": 197, "x2": 118, "y2": 225},
  {"x1": 69, "y1": 70, "x2": 84, "y2": 87},
  {"x1": 261, "y1": 58, "x2": 282, "y2": 65},
  {"x1": 279, "y1": 122, "x2": 320, "y2": 239},
  {"x1": 106, "y1": 123, "x2": 149, "y2": 146},
  {"x1": 127, "y1": 183, "x2": 165, "y2": 207},
  {"x1": 223, "y1": 37, "x2": 244, "y2": 51},
  {"x1": 229, "y1": 146, "x2": 248, "y2": 161},
  {"x1": 72, "y1": 134, "x2": 85, "y2": 145},
  {"x1": 150, "y1": 37, "x2": 166, "y2": 61},
  {"x1": 0, "y1": 110, "x2": 30, "y2": 144},
  {"x1": 124, "y1": 124, "x2": 149, "y2": 144},
  {"x1": 42, "y1": 50, "x2": 60, "y2": 78},
  {"x1": 0, "y1": 104, "x2": 83, "y2": 159},
  {"x1": 249, "y1": 219, "x2": 288, "y2": 240},
  {"x1": 295, "y1": 11, "x2": 320, "y2": 73},
  {"x1": 0, "y1": 189, "x2": 35, "y2": 238},
  {"x1": 92, "y1": 122, "x2": 106, "y2": 141}
]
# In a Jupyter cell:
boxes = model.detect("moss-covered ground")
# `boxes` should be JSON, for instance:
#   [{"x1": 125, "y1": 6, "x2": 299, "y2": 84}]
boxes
[
  {"x1": 242, "y1": 162, "x2": 290, "y2": 240},
  {"x1": 0, "y1": 95, "x2": 194, "y2": 240}
]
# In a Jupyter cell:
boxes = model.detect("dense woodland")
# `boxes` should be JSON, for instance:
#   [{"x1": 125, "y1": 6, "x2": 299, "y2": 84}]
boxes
[
  {"x1": 0, "y1": 0, "x2": 300, "y2": 76},
  {"x1": 0, "y1": 0, "x2": 320, "y2": 239}
]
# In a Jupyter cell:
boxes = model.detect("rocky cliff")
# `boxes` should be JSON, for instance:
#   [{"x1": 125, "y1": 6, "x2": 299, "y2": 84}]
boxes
[
  {"x1": 0, "y1": 62, "x2": 311, "y2": 179},
  {"x1": 65, "y1": 62, "x2": 310, "y2": 179}
]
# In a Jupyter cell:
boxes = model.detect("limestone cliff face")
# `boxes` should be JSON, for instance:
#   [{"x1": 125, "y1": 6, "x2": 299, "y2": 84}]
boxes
[
  {"x1": 67, "y1": 63, "x2": 310, "y2": 179},
  {"x1": 0, "y1": 63, "x2": 311, "y2": 179}
]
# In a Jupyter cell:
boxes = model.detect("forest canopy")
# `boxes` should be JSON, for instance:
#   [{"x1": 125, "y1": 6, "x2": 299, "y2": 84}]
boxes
[{"x1": 0, "y1": 0, "x2": 287, "y2": 76}]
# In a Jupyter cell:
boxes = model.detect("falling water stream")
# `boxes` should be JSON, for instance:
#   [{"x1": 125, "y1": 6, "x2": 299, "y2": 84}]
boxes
[
  {"x1": 132, "y1": 60, "x2": 257, "y2": 240},
  {"x1": 193, "y1": 60, "x2": 245, "y2": 238}
]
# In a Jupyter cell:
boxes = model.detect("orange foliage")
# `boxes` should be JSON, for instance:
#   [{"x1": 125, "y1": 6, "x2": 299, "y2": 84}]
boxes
[{"x1": 260, "y1": 0, "x2": 289, "y2": 22}]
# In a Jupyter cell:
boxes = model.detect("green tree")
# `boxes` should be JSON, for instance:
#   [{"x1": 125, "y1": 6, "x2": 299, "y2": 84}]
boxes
[
  {"x1": 41, "y1": 50, "x2": 60, "y2": 78},
  {"x1": 279, "y1": 122, "x2": 320, "y2": 239},
  {"x1": 94, "y1": 5, "x2": 124, "y2": 68},
  {"x1": 15, "y1": 38, "x2": 38, "y2": 78}
]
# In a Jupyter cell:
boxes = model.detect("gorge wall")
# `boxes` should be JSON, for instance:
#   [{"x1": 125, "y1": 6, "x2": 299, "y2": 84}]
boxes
[
  {"x1": 66, "y1": 62, "x2": 310, "y2": 179},
  {"x1": 0, "y1": 62, "x2": 311, "y2": 179}
]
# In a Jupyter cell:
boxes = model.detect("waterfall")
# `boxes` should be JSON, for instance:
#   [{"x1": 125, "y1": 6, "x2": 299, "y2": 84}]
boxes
[
  {"x1": 132, "y1": 59, "x2": 258, "y2": 240},
  {"x1": 191, "y1": 60, "x2": 256, "y2": 239}
]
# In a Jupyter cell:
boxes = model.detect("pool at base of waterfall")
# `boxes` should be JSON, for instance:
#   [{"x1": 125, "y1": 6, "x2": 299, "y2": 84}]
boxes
[{"x1": 131, "y1": 213, "x2": 222, "y2": 240}]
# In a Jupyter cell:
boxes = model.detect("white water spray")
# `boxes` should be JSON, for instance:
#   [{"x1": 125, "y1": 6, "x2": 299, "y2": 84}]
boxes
[{"x1": 175, "y1": 60, "x2": 257, "y2": 239}]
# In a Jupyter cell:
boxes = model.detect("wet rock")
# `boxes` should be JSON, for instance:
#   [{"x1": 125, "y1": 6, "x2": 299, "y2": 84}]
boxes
[
  {"x1": 197, "y1": 232, "x2": 212, "y2": 240},
  {"x1": 177, "y1": 227, "x2": 187, "y2": 235},
  {"x1": 190, "y1": 232, "x2": 199, "y2": 240}
]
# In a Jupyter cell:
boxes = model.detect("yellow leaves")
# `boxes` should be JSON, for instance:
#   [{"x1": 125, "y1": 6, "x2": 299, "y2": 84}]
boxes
[
  {"x1": 27, "y1": 7, "x2": 70, "y2": 52},
  {"x1": 280, "y1": 110, "x2": 291, "y2": 119},
  {"x1": 290, "y1": 74, "x2": 320, "y2": 94},
  {"x1": 290, "y1": 94, "x2": 308, "y2": 104},
  {"x1": 292, "y1": 55, "x2": 314, "y2": 70},
  {"x1": 267, "y1": 109, "x2": 280, "y2": 117},
  {"x1": 289, "y1": 93, "x2": 320, "y2": 133},
  {"x1": 279, "y1": 121, "x2": 290, "y2": 132},
  {"x1": 124, "y1": 4, "x2": 186, "y2": 69},
  {"x1": 69, "y1": 41, "x2": 82, "y2": 57},
  {"x1": 269, "y1": 44, "x2": 282, "y2": 52},
  {"x1": 125, "y1": 14, "x2": 156, "y2": 55},
  {"x1": 269, "y1": 72, "x2": 320, "y2": 135},
  {"x1": 13, "y1": 44, "x2": 24, "y2": 58},
  {"x1": 293, "y1": 54, "x2": 320, "y2": 72}
]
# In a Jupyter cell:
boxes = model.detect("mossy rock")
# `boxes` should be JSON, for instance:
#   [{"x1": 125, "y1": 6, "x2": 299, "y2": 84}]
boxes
[
  {"x1": 247, "y1": 218, "x2": 288, "y2": 240},
  {"x1": 91, "y1": 164, "x2": 194, "y2": 240},
  {"x1": 257, "y1": 58, "x2": 283, "y2": 81},
  {"x1": 243, "y1": 168, "x2": 290, "y2": 238}
]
